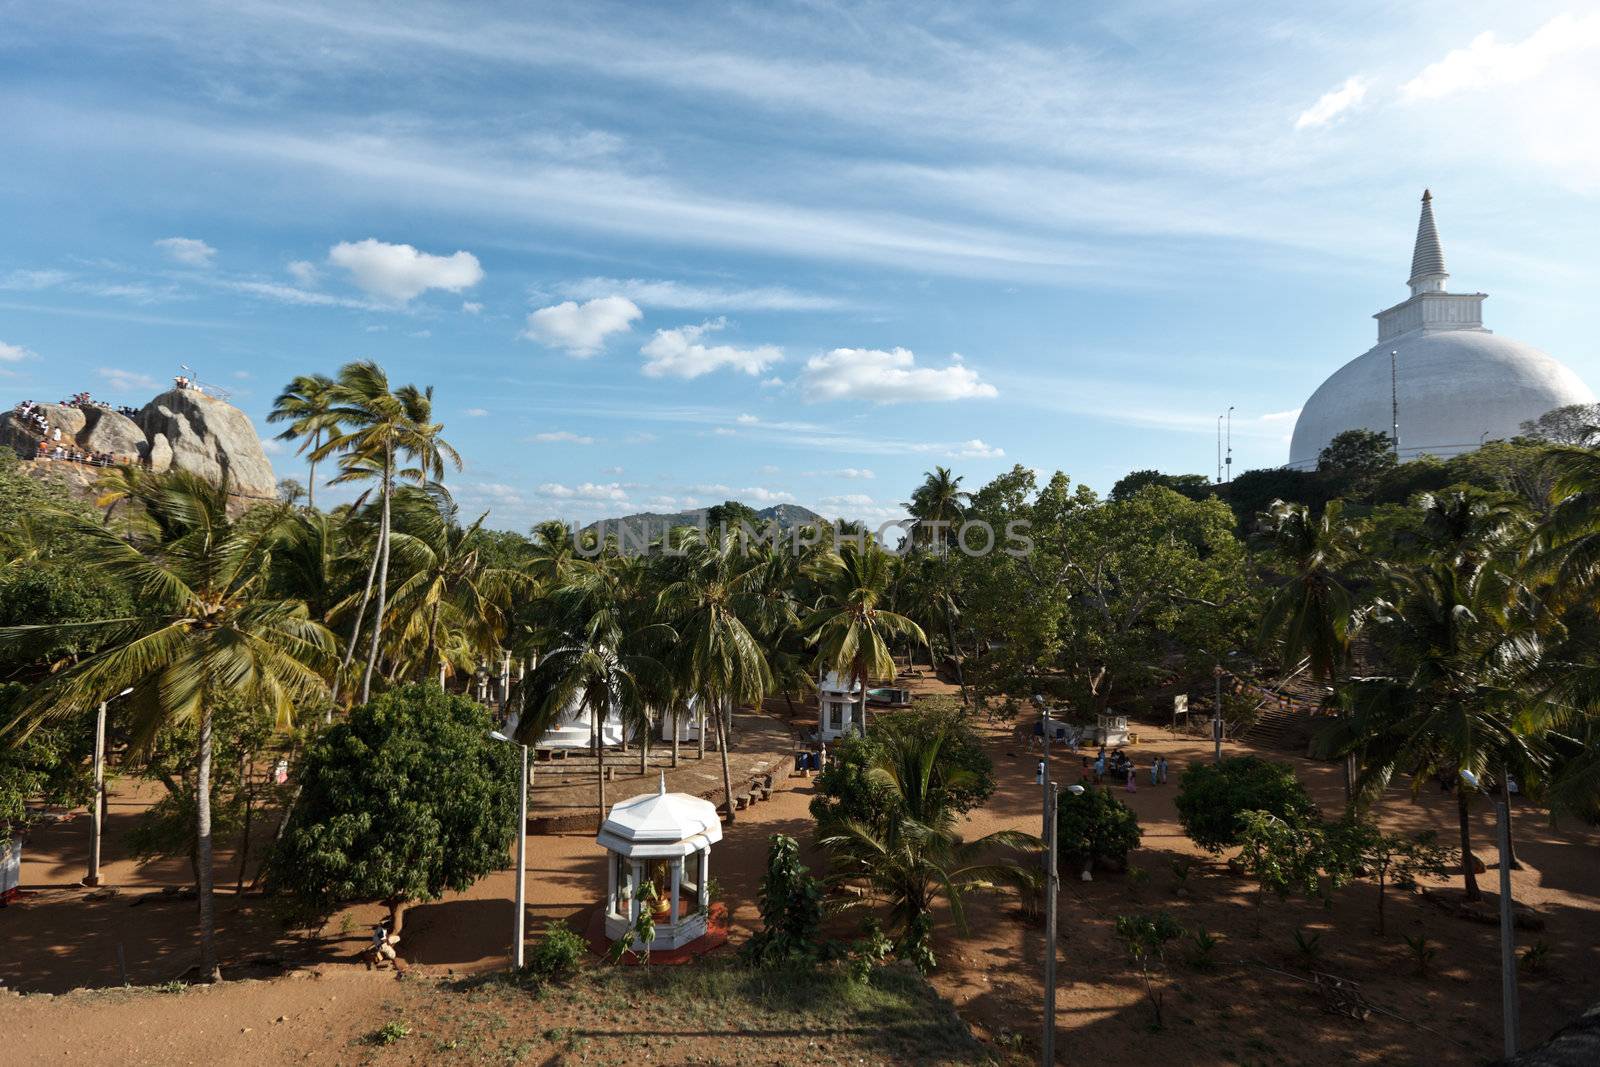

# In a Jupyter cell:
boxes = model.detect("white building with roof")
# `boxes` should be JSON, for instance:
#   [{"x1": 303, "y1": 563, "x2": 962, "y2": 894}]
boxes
[
  {"x1": 817, "y1": 671, "x2": 863, "y2": 742},
  {"x1": 597, "y1": 775, "x2": 722, "y2": 950},
  {"x1": 1288, "y1": 191, "x2": 1594, "y2": 469}
]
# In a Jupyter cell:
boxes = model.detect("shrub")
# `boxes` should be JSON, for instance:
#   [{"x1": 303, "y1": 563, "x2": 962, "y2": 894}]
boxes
[
  {"x1": 527, "y1": 920, "x2": 585, "y2": 981},
  {"x1": 1403, "y1": 934, "x2": 1437, "y2": 977},
  {"x1": 1185, "y1": 930, "x2": 1220, "y2": 972},
  {"x1": 743, "y1": 834, "x2": 824, "y2": 968},
  {"x1": 1175, "y1": 756, "x2": 1316, "y2": 853},
  {"x1": 1056, "y1": 787, "x2": 1142, "y2": 872},
  {"x1": 1292, "y1": 929, "x2": 1323, "y2": 966},
  {"x1": 1115, "y1": 912, "x2": 1186, "y2": 1028}
]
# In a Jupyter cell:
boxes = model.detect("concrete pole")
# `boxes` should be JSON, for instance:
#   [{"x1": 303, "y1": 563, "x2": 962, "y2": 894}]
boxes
[
  {"x1": 1213, "y1": 666, "x2": 1224, "y2": 764},
  {"x1": 500, "y1": 650, "x2": 512, "y2": 710},
  {"x1": 86, "y1": 701, "x2": 107, "y2": 887},
  {"x1": 1042, "y1": 780, "x2": 1059, "y2": 1065},
  {"x1": 1497, "y1": 798, "x2": 1520, "y2": 1059},
  {"x1": 513, "y1": 743, "x2": 528, "y2": 970}
]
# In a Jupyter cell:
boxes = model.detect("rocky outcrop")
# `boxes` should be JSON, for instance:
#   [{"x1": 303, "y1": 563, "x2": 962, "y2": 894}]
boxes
[
  {"x1": 135, "y1": 389, "x2": 277, "y2": 499},
  {"x1": 80, "y1": 408, "x2": 147, "y2": 459},
  {"x1": 3, "y1": 388, "x2": 277, "y2": 501}
]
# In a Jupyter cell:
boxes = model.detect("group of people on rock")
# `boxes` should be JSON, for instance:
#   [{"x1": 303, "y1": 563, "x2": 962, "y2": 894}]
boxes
[
  {"x1": 11, "y1": 401, "x2": 50, "y2": 436},
  {"x1": 32, "y1": 438, "x2": 120, "y2": 467}
]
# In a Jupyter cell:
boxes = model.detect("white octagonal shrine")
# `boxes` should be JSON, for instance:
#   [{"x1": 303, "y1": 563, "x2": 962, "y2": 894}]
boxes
[{"x1": 597, "y1": 774, "x2": 722, "y2": 950}]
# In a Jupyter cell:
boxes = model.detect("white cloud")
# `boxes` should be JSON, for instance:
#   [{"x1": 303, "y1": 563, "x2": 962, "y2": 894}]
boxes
[
  {"x1": 260, "y1": 437, "x2": 288, "y2": 455},
  {"x1": 800, "y1": 347, "x2": 996, "y2": 403},
  {"x1": 464, "y1": 407, "x2": 490, "y2": 417},
  {"x1": 950, "y1": 438, "x2": 1004, "y2": 458},
  {"x1": 710, "y1": 427, "x2": 737, "y2": 437},
  {"x1": 1294, "y1": 76, "x2": 1369, "y2": 130},
  {"x1": 461, "y1": 301, "x2": 483, "y2": 314},
  {"x1": 538, "y1": 481, "x2": 628, "y2": 501},
  {"x1": 735, "y1": 413, "x2": 759, "y2": 424},
  {"x1": 155, "y1": 237, "x2": 217, "y2": 267},
  {"x1": 523, "y1": 296, "x2": 642, "y2": 356},
  {"x1": 0, "y1": 340, "x2": 36, "y2": 362},
  {"x1": 760, "y1": 377, "x2": 785, "y2": 389},
  {"x1": 98, "y1": 367, "x2": 161, "y2": 392},
  {"x1": 215, "y1": 278, "x2": 381, "y2": 310},
  {"x1": 1402, "y1": 15, "x2": 1600, "y2": 102},
  {"x1": 0, "y1": 269, "x2": 68, "y2": 291},
  {"x1": 806, "y1": 467, "x2": 875, "y2": 479},
  {"x1": 286, "y1": 260, "x2": 319, "y2": 286},
  {"x1": 556, "y1": 276, "x2": 847, "y2": 311},
  {"x1": 327, "y1": 238, "x2": 483, "y2": 302},
  {"x1": 601, "y1": 465, "x2": 625, "y2": 475},
  {"x1": 1258, "y1": 408, "x2": 1301, "y2": 423},
  {"x1": 625, "y1": 431, "x2": 658, "y2": 444},
  {"x1": 759, "y1": 464, "x2": 781, "y2": 476},
  {"x1": 640, "y1": 319, "x2": 782, "y2": 379},
  {"x1": 819, "y1": 493, "x2": 875, "y2": 508},
  {"x1": 741, "y1": 486, "x2": 795, "y2": 503},
  {"x1": 530, "y1": 430, "x2": 596, "y2": 444}
]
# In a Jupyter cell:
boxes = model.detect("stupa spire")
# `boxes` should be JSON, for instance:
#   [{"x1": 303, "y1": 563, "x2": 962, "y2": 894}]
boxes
[{"x1": 1407, "y1": 188, "x2": 1448, "y2": 295}]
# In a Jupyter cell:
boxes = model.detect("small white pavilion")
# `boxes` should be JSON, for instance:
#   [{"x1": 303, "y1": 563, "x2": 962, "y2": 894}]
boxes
[
  {"x1": 658, "y1": 695, "x2": 702, "y2": 745},
  {"x1": 817, "y1": 671, "x2": 863, "y2": 742},
  {"x1": 597, "y1": 774, "x2": 722, "y2": 950}
]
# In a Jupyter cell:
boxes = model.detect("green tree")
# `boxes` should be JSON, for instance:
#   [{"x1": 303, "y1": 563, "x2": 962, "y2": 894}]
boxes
[
  {"x1": 1174, "y1": 756, "x2": 1316, "y2": 854},
  {"x1": 742, "y1": 834, "x2": 824, "y2": 967},
  {"x1": 267, "y1": 373, "x2": 339, "y2": 511},
  {"x1": 1056, "y1": 786, "x2": 1142, "y2": 874},
  {"x1": 1114, "y1": 912, "x2": 1185, "y2": 1028},
  {"x1": 268, "y1": 684, "x2": 518, "y2": 933},
  {"x1": 314, "y1": 361, "x2": 461, "y2": 704},
  {"x1": 1234, "y1": 811, "x2": 1336, "y2": 936},
  {"x1": 810, "y1": 708, "x2": 994, "y2": 829},
  {"x1": 0, "y1": 469, "x2": 334, "y2": 980},
  {"x1": 1318, "y1": 428, "x2": 1397, "y2": 479},
  {"x1": 0, "y1": 684, "x2": 94, "y2": 850},
  {"x1": 816, "y1": 716, "x2": 1035, "y2": 972},
  {"x1": 1328, "y1": 819, "x2": 1453, "y2": 935},
  {"x1": 1110, "y1": 470, "x2": 1212, "y2": 502},
  {"x1": 657, "y1": 530, "x2": 772, "y2": 821},
  {"x1": 803, "y1": 542, "x2": 924, "y2": 737}
]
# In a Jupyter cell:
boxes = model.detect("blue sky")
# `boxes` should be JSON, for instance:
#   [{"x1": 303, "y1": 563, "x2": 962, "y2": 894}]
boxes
[{"x1": 3, "y1": 1, "x2": 1599, "y2": 530}]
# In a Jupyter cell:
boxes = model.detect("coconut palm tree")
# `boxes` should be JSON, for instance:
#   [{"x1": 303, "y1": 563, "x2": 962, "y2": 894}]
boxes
[
  {"x1": 315, "y1": 361, "x2": 460, "y2": 704},
  {"x1": 0, "y1": 469, "x2": 334, "y2": 979},
  {"x1": 904, "y1": 466, "x2": 970, "y2": 550},
  {"x1": 804, "y1": 542, "x2": 924, "y2": 739},
  {"x1": 817, "y1": 720, "x2": 1036, "y2": 972},
  {"x1": 267, "y1": 373, "x2": 340, "y2": 510},
  {"x1": 657, "y1": 530, "x2": 772, "y2": 821},
  {"x1": 1258, "y1": 499, "x2": 1364, "y2": 797}
]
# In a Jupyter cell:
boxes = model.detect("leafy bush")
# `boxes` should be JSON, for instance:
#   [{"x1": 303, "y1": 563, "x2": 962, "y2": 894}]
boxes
[
  {"x1": 1185, "y1": 930, "x2": 1219, "y2": 972},
  {"x1": 1292, "y1": 929, "x2": 1323, "y2": 965},
  {"x1": 743, "y1": 834, "x2": 824, "y2": 968},
  {"x1": 1056, "y1": 786, "x2": 1142, "y2": 871},
  {"x1": 267, "y1": 684, "x2": 520, "y2": 932},
  {"x1": 1175, "y1": 756, "x2": 1315, "y2": 853},
  {"x1": 810, "y1": 709, "x2": 994, "y2": 830},
  {"x1": 527, "y1": 920, "x2": 585, "y2": 981},
  {"x1": 1403, "y1": 933, "x2": 1437, "y2": 977}
]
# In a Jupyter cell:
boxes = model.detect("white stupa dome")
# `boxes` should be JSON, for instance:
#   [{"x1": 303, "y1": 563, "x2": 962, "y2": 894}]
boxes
[{"x1": 1288, "y1": 191, "x2": 1594, "y2": 469}]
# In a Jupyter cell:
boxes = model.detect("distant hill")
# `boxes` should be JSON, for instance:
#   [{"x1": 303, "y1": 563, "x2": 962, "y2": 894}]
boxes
[{"x1": 582, "y1": 502, "x2": 827, "y2": 549}]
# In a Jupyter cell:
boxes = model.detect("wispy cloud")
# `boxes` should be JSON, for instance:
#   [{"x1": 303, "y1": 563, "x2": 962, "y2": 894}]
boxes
[
  {"x1": 154, "y1": 236, "x2": 216, "y2": 267},
  {"x1": 800, "y1": 348, "x2": 996, "y2": 404},
  {"x1": 529, "y1": 430, "x2": 596, "y2": 444},
  {"x1": 556, "y1": 276, "x2": 849, "y2": 311},
  {"x1": 1401, "y1": 14, "x2": 1600, "y2": 102},
  {"x1": 1295, "y1": 76, "x2": 1369, "y2": 130},
  {"x1": 99, "y1": 366, "x2": 161, "y2": 392},
  {"x1": 0, "y1": 269, "x2": 69, "y2": 291},
  {"x1": 0, "y1": 340, "x2": 36, "y2": 362}
]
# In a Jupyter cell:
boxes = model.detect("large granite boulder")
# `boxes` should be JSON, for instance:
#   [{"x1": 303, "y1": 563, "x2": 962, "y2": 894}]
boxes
[
  {"x1": 80, "y1": 407, "x2": 148, "y2": 461},
  {"x1": 146, "y1": 432, "x2": 173, "y2": 474},
  {"x1": 0, "y1": 413, "x2": 42, "y2": 458},
  {"x1": 135, "y1": 389, "x2": 277, "y2": 499},
  {"x1": 35, "y1": 403, "x2": 87, "y2": 440}
]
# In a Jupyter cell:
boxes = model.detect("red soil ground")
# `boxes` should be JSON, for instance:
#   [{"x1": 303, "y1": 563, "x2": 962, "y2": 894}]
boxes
[{"x1": 3, "y1": 683, "x2": 1597, "y2": 1065}]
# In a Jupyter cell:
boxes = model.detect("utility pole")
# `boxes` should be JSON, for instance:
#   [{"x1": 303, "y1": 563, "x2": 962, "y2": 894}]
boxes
[
  {"x1": 1041, "y1": 779, "x2": 1059, "y2": 1066},
  {"x1": 1225, "y1": 406, "x2": 1234, "y2": 483},
  {"x1": 513, "y1": 742, "x2": 528, "y2": 970},
  {"x1": 1390, "y1": 349, "x2": 1401, "y2": 459},
  {"x1": 1496, "y1": 791, "x2": 1520, "y2": 1058},
  {"x1": 1215, "y1": 414, "x2": 1223, "y2": 484},
  {"x1": 1213, "y1": 665, "x2": 1224, "y2": 764},
  {"x1": 85, "y1": 700, "x2": 108, "y2": 887}
]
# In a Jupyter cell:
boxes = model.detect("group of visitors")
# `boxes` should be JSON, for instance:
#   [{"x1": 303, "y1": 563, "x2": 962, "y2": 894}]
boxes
[
  {"x1": 32, "y1": 438, "x2": 121, "y2": 467},
  {"x1": 1085, "y1": 747, "x2": 1168, "y2": 793},
  {"x1": 11, "y1": 401, "x2": 50, "y2": 436}
]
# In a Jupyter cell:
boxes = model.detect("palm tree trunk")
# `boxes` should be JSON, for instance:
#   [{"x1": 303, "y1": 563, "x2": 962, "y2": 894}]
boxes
[
  {"x1": 360, "y1": 453, "x2": 393, "y2": 704},
  {"x1": 671, "y1": 704, "x2": 681, "y2": 768},
  {"x1": 1501, "y1": 769, "x2": 1520, "y2": 869},
  {"x1": 196, "y1": 704, "x2": 221, "y2": 982},
  {"x1": 717, "y1": 696, "x2": 736, "y2": 823},
  {"x1": 1457, "y1": 788, "x2": 1480, "y2": 902},
  {"x1": 234, "y1": 749, "x2": 253, "y2": 896},
  {"x1": 943, "y1": 612, "x2": 968, "y2": 706},
  {"x1": 423, "y1": 600, "x2": 442, "y2": 683},
  {"x1": 306, "y1": 429, "x2": 318, "y2": 511},
  {"x1": 639, "y1": 722, "x2": 649, "y2": 775},
  {"x1": 697, "y1": 701, "x2": 706, "y2": 761},
  {"x1": 332, "y1": 512, "x2": 383, "y2": 711}
]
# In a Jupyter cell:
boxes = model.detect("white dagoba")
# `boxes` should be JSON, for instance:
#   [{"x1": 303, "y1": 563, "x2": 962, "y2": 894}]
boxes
[
  {"x1": 1288, "y1": 191, "x2": 1593, "y2": 469},
  {"x1": 597, "y1": 773, "x2": 722, "y2": 950}
]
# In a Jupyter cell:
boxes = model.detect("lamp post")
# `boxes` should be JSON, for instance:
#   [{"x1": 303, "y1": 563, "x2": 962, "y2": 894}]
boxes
[
  {"x1": 490, "y1": 724, "x2": 530, "y2": 970},
  {"x1": 1461, "y1": 769, "x2": 1519, "y2": 1056},
  {"x1": 1225, "y1": 406, "x2": 1234, "y2": 484},
  {"x1": 1212, "y1": 665, "x2": 1224, "y2": 764},
  {"x1": 85, "y1": 686, "x2": 134, "y2": 888},
  {"x1": 1042, "y1": 780, "x2": 1083, "y2": 1066}
]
